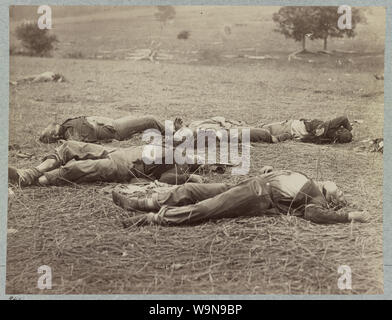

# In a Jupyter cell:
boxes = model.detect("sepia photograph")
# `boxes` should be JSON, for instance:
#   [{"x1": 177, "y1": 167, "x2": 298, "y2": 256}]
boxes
[{"x1": 7, "y1": 5, "x2": 384, "y2": 295}]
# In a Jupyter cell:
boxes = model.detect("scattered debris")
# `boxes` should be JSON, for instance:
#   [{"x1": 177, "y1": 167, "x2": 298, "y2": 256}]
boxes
[
  {"x1": 317, "y1": 50, "x2": 332, "y2": 55},
  {"x1": 288, "y1": 49, "x2": 305, "y2": 61},
  {"x1": 336, "y1": 58, "x2": 354, "y2": 66},
  {"x1": 243, "y1": 54, "x2": 279, "y2": 60},
  {"x1": 238, "y1": 48, "x2": 256, "y2": 52},
  {"x1": 171, "y1": 263, "x2": 184, "y2": 270},
  {"x1": 126, "y1": 49, "x2": 159, "y2": 62},
  {"x1": 8, "y1": 188, "x2": 15, "y2": 202},
  {"x1": 156, "y1": 53, "x2": 174, "y2": 61},
  {"x1": 374, "y1": 74, "x2": 384, "y2": 80},
  {"x1": 360, "y1": 91, "x2": 384, "y2": 98},
  {"x1": 223, "y1": 54, "x2": 279, "y2": 60},
  {"x1": 355, "y1": 138, "x2": 383, "y2": 153},
  {"x1": 125, "y1": 41, "x2": 172, "y2": 63},
  {"x1": 126, "y1": 49, "x2": 173, "y2": 62},
  {"x1": 7, "y1": 229, "x2": 18, "y2": 235},
  {"x1": 16, "y1": 151, "x2": 34, "y2": 159},
  {"x1": 101, "y1": 181, "x2": 175, "y2": 198},
  {"x1": 369, "y1": 138, "x2": 383, "y2": 153},
  {"x1": 332, "y1": 49, "x2": 356, "y2": 54}
]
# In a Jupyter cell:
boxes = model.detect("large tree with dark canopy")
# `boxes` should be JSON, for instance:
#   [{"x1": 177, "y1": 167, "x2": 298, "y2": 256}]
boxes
[{"x1": 273, "y1": 6, "x2": 365, "y2": 51}]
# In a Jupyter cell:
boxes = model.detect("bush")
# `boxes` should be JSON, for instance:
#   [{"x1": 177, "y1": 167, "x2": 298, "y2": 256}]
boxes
[
  {"x1": 15, "y1": 22, "x2": 58, "y2": 57},
  {"x1": 177, "y1": 30, "x2": 190, "y2": 40}
]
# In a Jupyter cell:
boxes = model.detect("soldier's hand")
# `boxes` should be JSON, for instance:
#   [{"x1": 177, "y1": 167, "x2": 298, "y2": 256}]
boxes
[
  {"x1": 348, "y1": 211, "x2": 371, "y2": 223},
  {"x1": 260, "y1": 166, "x2": 274, "y2": 174},
  {"x1": 188, "y1": 174, "x2": 204, "y2": 183}
]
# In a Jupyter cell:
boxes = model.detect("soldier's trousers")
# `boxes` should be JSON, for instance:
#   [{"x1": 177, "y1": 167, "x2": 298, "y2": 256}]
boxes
[
  {"x1": 145, "y1": 177, "x2": 275, "y2": 225},
  {"x1": 42, "y1": 141, "x2": 131, "y2": 184}
]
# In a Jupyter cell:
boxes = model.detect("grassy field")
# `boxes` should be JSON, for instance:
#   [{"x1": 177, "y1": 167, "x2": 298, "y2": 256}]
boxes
[{"x1": 7, "y1": 6, "x2": 385, "y2": 295}]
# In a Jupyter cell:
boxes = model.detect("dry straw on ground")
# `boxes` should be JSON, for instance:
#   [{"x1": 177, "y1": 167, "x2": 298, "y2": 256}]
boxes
[
  {"x1": 7, "y1": 180, "x2": 382, "y2": 294},
  {"x1": 7, "y1": 51, "x2": 384, "y2": 294}
]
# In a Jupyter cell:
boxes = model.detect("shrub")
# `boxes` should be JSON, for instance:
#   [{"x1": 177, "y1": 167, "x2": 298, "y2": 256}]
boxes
[
  {"x1": 177, "y1": 30, "x2": 190, "y2": 40},
  {"x1": 15, "y1": 22, "x2": 58, "y2": 57}
]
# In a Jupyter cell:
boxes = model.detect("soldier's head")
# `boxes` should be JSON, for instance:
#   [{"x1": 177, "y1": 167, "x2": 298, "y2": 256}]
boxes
[
  {"x1": 39, "y1": 123, "x2": 61, "y2": 143},
  {"x1": 319, "y1": 181, "x2": 347, "y2": 208},
  {"x1": 53, "y1": 73, "x2": 65, "y2": 82},
  {"x1": 335, "y1": 128, "x2": 352, "y2": 143}
]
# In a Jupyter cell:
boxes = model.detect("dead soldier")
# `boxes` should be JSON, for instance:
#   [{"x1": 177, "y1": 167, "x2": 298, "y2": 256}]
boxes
[
  {"x1": 39, "y1": 115, "x2": 168, "y2": 143},
  {"x1": 112, "y1": 166, "x2": 370, "y2": 226},
  {"x1": 8, "y1": 140, "x2": 205, "y2": 187}
]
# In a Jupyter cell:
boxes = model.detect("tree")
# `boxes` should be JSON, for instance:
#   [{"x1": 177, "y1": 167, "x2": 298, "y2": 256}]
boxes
[
  {"x1": 273, "y1": 6, "x2": 365, "y2": 51},
  {"x1": 273, "y1": 7, "x2": 318, "y2": 51},
  {"x1": 311, "y1": 6, "x2": 365, "y2": 51},
  {"x1": 15, "y1": 21, "x2": 58, "y2": 56},
  {"x1": 154, "y1": 6, "x2": 176, "y2": 25}
]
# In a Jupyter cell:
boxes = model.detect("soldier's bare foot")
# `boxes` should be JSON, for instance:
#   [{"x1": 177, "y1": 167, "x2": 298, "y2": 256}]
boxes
[
  {"x1": 112, "y1": 190, "x2": 140, "y2": 211},
  {"x1": 8, "y1": 167, "x2": 42, "y2": 187}
]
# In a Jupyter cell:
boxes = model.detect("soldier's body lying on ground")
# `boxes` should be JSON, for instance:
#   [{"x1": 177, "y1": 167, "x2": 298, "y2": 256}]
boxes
[
  {"x1": 8, "y1": 140, "x2": 208, "y2": 187},
  {"x1": 260, "y1": 115, "x2": 353, "y2": 144},
  {"x1": 113, "y1": 166, "x2": 370, "y2": 227},
  {"x1": 173, "y1": 116, "x2": 279, "y2": 143},
  {"x1": 39, "y1": 115, "x2": 168, "y2": 143},
  {"x1": 174, "y1": 115, "x2": 353, "y2": 144},
  {"x1": 10, "y1": 71, "x2": 66, "y2": 86}
]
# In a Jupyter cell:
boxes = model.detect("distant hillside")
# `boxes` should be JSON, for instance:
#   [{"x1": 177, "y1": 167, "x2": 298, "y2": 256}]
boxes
[
  {"x1": 10, "y1": 6, "x2": 386, "y2": 59},
  {"x1": 10, "y1": 6, "x2": 142, "y2": 21}
]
